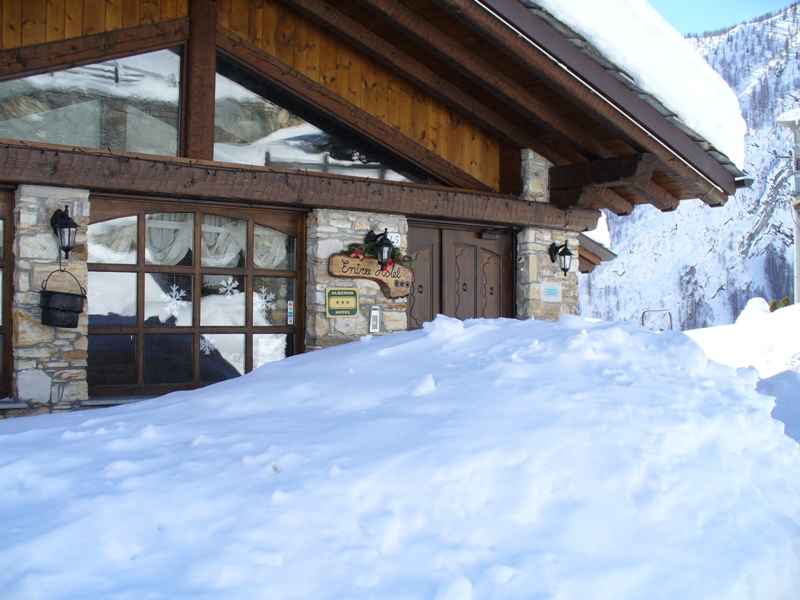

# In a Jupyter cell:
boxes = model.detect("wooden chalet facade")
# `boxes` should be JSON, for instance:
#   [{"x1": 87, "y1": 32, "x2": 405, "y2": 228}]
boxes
[{"x1": 0, "y1": 0, "x2": 745, "y2": 414}]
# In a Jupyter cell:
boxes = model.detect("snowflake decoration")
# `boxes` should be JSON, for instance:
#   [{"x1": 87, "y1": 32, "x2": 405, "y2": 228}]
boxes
[
  {"x1": 200, "y1": 336, "x2": 216, "y2": 356},
  {"x1": 254, "y1": 286, "x2": 277, "y2": 321},
  {"x1": 160, "y1": 284, "x2": 188, "y2": 319},
  {"x1": 219, "y1": 276, "x2": 240, "y2": 298}
]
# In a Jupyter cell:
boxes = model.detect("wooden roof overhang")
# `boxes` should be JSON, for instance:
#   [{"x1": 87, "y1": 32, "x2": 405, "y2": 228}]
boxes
[
  {"x1": 295, "y1": 0, "x2": 746, "y2": 213},
  {"x1": 0, "y1": 0, "x2": 745, "y2": 227}
]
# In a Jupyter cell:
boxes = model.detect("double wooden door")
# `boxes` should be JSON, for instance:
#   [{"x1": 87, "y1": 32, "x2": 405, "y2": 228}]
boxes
[{"x1": 407, "y1": 224, "x2": 514, "y2": 328}]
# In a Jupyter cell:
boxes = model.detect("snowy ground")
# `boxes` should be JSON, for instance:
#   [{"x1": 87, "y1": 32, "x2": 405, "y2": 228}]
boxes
[{"x1": 1, "y1": 303, "x2": 799, "y2": 600}]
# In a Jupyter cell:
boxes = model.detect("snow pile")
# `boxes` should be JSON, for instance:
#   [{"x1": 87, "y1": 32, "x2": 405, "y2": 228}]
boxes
[
  {"x1": 1, "y1": 315, "x2": 799, "y2": 599},
  {"x1": 535, "y1": 0, "x2": 746, "y2": 168},
  {"x1": 686, "y1": 297, "x2": 800, "y2": 378}
]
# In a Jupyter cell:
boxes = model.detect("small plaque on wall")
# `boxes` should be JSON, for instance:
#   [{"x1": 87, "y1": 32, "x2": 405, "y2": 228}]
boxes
[
  {"x1": 326, "y1": 288, "x2": 359, "y2": 318},
  {"x1": 541, "y1": 282, "x2": 562, "y2": 303}
]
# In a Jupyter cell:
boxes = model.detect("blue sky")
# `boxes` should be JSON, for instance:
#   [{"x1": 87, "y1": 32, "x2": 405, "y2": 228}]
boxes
[{"x1": 649, "y1": 0, "x2": 794, "y2": 34}]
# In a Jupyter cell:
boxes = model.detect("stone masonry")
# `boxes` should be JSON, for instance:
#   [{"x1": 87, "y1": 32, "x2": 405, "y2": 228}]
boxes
[
  {"x1": 516, "y1": 228, "x2": 580, "y2": 321},
  {"x1": 12, "y1": 185, "x2": 90, "y2": 414},
  {"x1": 306, "y1": 209, "x2": 408, "y2": 351}
]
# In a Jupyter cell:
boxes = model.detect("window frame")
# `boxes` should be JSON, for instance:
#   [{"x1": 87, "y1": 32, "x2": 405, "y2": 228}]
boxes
[{"x1": 87, "y1": 195, "x2": 305, "y2": 398}]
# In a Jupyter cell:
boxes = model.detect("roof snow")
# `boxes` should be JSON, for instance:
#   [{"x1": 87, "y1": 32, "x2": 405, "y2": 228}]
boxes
[{"x1": 526, "y1": 0, "x2": 746, "y2": 170}]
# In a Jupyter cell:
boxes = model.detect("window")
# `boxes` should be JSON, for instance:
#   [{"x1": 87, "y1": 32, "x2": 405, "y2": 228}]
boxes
[
  {"x1": 0, "y1": 49, "x2": 181, "y2": 156},
  {"x1": 214, "y1": 54, "x2": 438, "y2": 184},
  {"x1": 87, "y1": 198, "x2": 303, "y2": 397}
]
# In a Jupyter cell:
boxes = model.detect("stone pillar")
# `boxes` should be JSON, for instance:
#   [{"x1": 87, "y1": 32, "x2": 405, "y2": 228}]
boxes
[
  {"x1": 520, "y1": 148, "x2": 552, "y2": 203},
  {"x1": 516, "y1": 229, "x2": 580, "y2": 321},
  {"x1": 306, "y1": 209, "x2": 408, "y2": 351},
  {"x1": 13, "y1": 185, "x2": 90, "y2": 413}
]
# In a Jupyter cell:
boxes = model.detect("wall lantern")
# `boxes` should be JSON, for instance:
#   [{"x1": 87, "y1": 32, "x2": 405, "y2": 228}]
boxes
[
  {"x1": 548, "y1": 241, "x2": 573, "y2": 277},
  {"x1": 366, "y1": 228, "x2": 394, "y2": 269},
  {"x1": 50, "y1": 206, "x2": 78, "y2": 261}
]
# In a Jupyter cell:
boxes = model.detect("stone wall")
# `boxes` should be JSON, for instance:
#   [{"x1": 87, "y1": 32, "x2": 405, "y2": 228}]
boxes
[
  {"x1": 306, "y1": 209, "x2": 408, "y2": 351},
  {"x1": 12, "y1": 185, "x2": 90, "y2": 414},
  {"x1": 516, "y1": 228, "x2": 580, "y2": 321}
]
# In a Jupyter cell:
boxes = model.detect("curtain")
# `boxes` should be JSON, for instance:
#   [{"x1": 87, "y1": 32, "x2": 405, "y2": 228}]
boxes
[
  {"x1": 87, "y1": 216, "x2": 137, "y2": 264},
  {"x1": 145, "y1": 213, "x2": 193, "y2": 265}
]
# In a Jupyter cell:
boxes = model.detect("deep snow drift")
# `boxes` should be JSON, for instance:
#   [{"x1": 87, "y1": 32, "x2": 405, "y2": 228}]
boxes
[{"x1": 1, "y1": 312, "x2": 799, "y2": 600}]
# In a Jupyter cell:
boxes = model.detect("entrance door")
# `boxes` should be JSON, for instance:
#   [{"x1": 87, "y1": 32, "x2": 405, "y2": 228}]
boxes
[{"x1": 407, "y1": 224, "x2": 514, "y2": 328}]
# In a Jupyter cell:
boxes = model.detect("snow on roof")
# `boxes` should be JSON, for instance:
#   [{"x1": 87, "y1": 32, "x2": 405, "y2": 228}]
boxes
[{"x1": 529, "y1": 0, "x2": 746, "y2": 170}]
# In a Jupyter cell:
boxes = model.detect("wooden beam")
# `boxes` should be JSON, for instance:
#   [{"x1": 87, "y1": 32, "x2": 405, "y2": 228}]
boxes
[
  {"x1": 183, "y1": 0, "x2": 216, "y2": 160},
  {"x1": 549, "y1": 153, "x2": 657, "y2": 190},
  {"x1": 629, "y1": 180, "x2": 679, "y2": 212},
  {"x1": 277, "y1": 0, "x2": 568, "y2": 166},
  {"x1": 351, "y1": 0, "x2": 612, "y2": 161},
  {"x1": 431, "y1": 0, "x2": 737, "y2": 200},
  {"x1": 0, "y1": 141, "x2": 599, "y2": 231},
  {"x1": 216, "y1": 27, "x2": 492, "y2": 192},
  {"x1": 582, "y1": 186, "x2": 634, "y2": 216},
  {"x1": 0, "y1": 19, "x2": 189, "y2": 81}
]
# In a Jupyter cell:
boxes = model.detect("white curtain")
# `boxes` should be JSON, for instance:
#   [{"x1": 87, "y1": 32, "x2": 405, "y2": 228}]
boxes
[
  {"x1": 89, "y1": 213, "x2": 290, "y2": 269},
  {"x1": 201, "y1": 215, "x2": 246, "y2": 268},
  {"x1": 254, "y1": 224, "x2": 288, "y2": 269},
  {"x1": 87, "y1": 216, "x2": 137, "y2": 264},
  {"x1": 145, "y1": 213, "x2": 193, "y2": 265}
]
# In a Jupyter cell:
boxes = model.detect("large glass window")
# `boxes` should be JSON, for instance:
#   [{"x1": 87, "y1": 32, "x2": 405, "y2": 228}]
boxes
[
  {"x1": 0, "y1": 49, "x2": 181, "y2": 156},
  {"x1": 214, "y1": 55, "x2": 437, "y2": 184},
  {"x1": 87, "y1": 199, "x2": 302, "y2": 397}
]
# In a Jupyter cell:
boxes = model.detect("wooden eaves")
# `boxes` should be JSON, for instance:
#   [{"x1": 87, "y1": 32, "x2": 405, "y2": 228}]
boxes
[{"x1": 313, "y1": 0, "x2": 747, "y2": 213}]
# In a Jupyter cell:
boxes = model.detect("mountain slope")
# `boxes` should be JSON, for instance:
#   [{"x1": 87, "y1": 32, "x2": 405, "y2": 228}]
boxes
[{"x1": 581, "y1": 3, "x2": 800, "y2": 330}]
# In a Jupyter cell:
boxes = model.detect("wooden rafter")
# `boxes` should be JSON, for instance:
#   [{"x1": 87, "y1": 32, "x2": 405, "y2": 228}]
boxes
[
  {"x1": 0, "y1": 19, "x2": 190, "y2": 82},
  {"x1": 350, "y1": 0, "x2": 612, "y2": 161},
  {"x1": 550, "y1": 153, "x2": 657, "y2": 191},
  {"x1": 278, "y1": 0, "x2": 568, "y2": 166},
  {"x1": 0, "y1": 141, "x2": 600, "y2": 231},
  {"x1": 432, "y1": 0, "x2": 737, "y2": 203}
]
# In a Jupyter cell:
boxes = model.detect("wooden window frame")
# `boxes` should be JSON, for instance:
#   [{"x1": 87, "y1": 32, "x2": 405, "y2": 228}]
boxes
[{"x1": 87, "y1": 195, "x2": 306, "y2": 398}]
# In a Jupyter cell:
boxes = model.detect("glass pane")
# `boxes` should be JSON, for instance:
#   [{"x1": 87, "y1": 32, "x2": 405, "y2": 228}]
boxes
[
  {"x1": 253, "y1": 277, "x2": 294, "y2": 326},
  {"x1": 144, "y1": 273, "x2": 193, "y2": 326},
  {"x1": 212, "y1": 64, "x2": 430, "y2": 183},
  {"x1": 253, "y1": 334, "x2": 289, "y2": 369},
  {"x1": 0, "y1": 219, "x2": 4, "y2": 260},
  {"x1": 254, "y1": 224, "x2": 294, "y2": 270},
  {"x1": 88, "y1": 215, "x2": 137, "y2": 264},
  {"x1": 88, "y1": 272, "x2": 136, "y2": 326},
  {"x1": 200, "y1": 333, "x2": 245, "y2": 382},
  {"x1": 201, "y1": 214, "x2": 246, "y2": 268},
  {"x1": 144, "y1": 334, "x2": 192, "y2": 384},
  {"x1": 0, "y1": 48, "x2": 181, "y2": 155},
  {"x1": 145, "y1": 213, "x2": 193, "y2": 266},
  {"x1": 201, "y1": 275, "x2": 245, "y2": 326},
  {"x1": 88, "y1": 334, "x2": 136, "y2": 386}
]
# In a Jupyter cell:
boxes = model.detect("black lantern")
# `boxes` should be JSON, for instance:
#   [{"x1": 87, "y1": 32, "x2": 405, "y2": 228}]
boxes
[
  {"x1": 51, "y1": 206, "x2": 78, "y2": 260},
  {"x1": 548, "y1": 241, "x2": 573, "y2": 277},
  {"x1": 366, "y1": 228, "x2": 395, "y2": 269}
]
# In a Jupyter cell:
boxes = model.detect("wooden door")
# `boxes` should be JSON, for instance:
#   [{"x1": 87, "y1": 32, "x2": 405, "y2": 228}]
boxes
[{"x1": 407, "y1": 224, "x2": 514, "y2": 328}]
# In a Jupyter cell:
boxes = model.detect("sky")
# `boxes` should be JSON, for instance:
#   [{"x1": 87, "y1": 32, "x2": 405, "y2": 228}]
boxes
[
  {"x1": 0, "y1": 301, "x2": 798, "y2": 599},
  {"x1": 649, "y1": 0, "x2": 794, "y2": 34}
]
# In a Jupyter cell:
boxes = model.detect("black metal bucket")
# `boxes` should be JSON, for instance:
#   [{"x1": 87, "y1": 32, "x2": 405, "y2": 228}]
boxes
[{"x1": 40, "y1": 270, "x2": 86, "y2": 329}]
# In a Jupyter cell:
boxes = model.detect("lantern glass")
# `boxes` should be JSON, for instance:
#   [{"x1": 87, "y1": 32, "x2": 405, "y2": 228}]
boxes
[
  {"x1": 51, "y1": 206, "x2": 78, "y2": 259},
  {"x1": 558, "y1": 245, "x2": 572, "y2": 274}
]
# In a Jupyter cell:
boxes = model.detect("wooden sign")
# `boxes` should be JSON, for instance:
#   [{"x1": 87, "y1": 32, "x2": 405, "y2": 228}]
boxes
[{"x1": 329, "y1": 254, "x2": 413, "y2": 298}]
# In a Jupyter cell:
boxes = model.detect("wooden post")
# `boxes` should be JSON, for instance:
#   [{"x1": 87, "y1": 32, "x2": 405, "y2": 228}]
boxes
[{"x1": 183, "y1": 0, "x2": 217, "y2": 160}]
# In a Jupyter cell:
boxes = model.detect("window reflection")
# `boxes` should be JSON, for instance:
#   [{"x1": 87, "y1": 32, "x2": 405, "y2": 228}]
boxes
[
  {"x1": 0, "y1": 49, "x2": 181, "y2": 155},
  {"x1": 200, "y1": 333, "x2": 245, "y2": 382},
  {"x1": 88, "y1": 215, "x2": 137, "y2": 264},
  {"x1": 88, "y1": 271, "x2": 136, "y2": 326}
]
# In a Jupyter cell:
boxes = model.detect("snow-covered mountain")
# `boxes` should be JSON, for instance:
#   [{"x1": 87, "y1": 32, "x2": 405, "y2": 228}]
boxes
[{"x1": 580, "y1": 3, "x2": 800, "y2": 331}]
